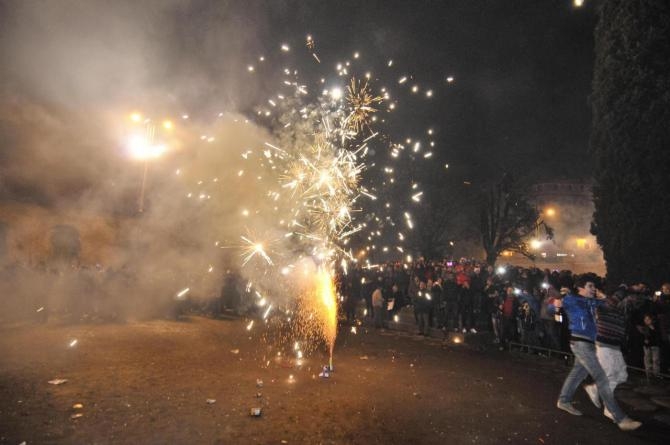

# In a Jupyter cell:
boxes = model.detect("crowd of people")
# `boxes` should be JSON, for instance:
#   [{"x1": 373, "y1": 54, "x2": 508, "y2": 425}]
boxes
[
  {"x1": 337, "y1": 258, "x2": 670, "y2": 378},
  {"x1": 337, "y1": 257, "x2": 670, "y2": 431}
]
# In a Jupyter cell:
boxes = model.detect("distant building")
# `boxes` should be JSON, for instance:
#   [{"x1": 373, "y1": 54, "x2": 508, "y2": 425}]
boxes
[
  {"x1": 530, "y1": 180, "x2": 593, "y2": 206},
  {"x1": 0, "y1": 202, "x2": 126, "y2": 267},
  {"x1": 504, "y1": 179, "x2": 605, "y2": 275}
]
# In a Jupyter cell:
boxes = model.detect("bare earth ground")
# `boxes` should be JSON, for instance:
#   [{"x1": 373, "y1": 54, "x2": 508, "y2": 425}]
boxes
[{"x1": 0, "y1": 316, "x2": 667, "y2": 444}]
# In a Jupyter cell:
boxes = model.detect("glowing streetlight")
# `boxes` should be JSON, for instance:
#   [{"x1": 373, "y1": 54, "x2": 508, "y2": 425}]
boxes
[
  {"x1": 127, "y1": 134, "x2": 166, "y2": 160},
  {"x1": 545, "y1": 207, "x2": 556, "y2": 217},
  {"x1": 126, "y1": 113, "x2": 172, "y2": 212}
]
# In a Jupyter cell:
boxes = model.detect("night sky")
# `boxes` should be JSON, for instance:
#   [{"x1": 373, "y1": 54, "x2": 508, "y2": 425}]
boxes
[
  {"x1": 0, "y1": 0, "x2": 598, "y2": 203},
  {"x1": 265, "y1": 0, "x2": 598, "y2": 180}
]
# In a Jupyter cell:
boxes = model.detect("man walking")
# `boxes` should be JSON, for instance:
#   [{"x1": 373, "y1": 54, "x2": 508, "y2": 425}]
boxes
[{"x1": 556, "y1": 275, "x2": 641, "y2": 431}]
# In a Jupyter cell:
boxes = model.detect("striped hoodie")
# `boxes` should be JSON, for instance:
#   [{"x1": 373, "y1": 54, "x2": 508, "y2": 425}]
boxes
[{"x1": 595, "y1": 303, "x2": 626, "y2": 347}]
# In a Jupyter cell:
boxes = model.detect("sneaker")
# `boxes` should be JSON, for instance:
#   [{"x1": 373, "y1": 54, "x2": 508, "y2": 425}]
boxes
[
  {"x1": 603, "y1": 407, "x2": 615, "y2": 423},
  {"x1": 617, "y1": 417, "x2": 642, "y2": 431},
  {"x1": 556, "y1": 401, "x2": 582, "y2": 416},
  {"x1": 584, "y1": 384, "x2": 601, "y2": 408},
  {"x1": 469, "y1": 328, "x2": 477, "y2": 334},
  {"x1": 462, "y1": 328, "x2": 467, "y2": 334}
]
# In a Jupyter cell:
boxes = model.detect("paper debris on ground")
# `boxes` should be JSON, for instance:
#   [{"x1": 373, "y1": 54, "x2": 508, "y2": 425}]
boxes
[{"x1": 48, "y1": 379, "x2": 68, "y2": 385}]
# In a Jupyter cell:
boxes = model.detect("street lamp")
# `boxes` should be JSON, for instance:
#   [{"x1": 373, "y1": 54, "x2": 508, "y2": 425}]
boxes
[{"x1": 127, "y1": 113, "x2": 172, "y2": 212}]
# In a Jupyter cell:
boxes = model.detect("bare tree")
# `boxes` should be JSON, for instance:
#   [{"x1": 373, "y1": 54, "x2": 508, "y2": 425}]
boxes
[{"x1": 480, "y1": 175, "x2": 553, "y2": 266}]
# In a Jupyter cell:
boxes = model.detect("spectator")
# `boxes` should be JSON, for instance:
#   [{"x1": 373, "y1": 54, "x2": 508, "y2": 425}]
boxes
[
  {"x1": 459, "y1": 280, "x2": 477, "y2": 334},
  {"x1": 431, "y1": 277, "x2": 445, "y2": 329},
  {"x1": 414, "y1": 281, "x2": 431, "y2": 336},
  {"x1": 539, "y1": 284, "x2": 561, "y2": 350},
  {"x1": 442, "y1": 272, "x2": 459, "y2": 332},
  {"x1": 485, "y1": 278, "x2": 503, "y2": 344},
  {"x1": 519, "y1": 300, "x2": 538, "y2": 346},
  {"x1": 372, "y1": 281, "x2": 385, "y2": 329},
  {"x1": 388, "y1": 283, "x2": 404, "y2": 316},
  {"x1": 654, "y1": 283, "x2": 670, "y2": 374},
  {"x1": 638, "y1": 313, "x2": 661, "y2": 378},
  {"x1": 500, "y1": 286, "x2": 519, "y2": 345},
  {"x1": 343, "y1": 281, "x2": 358, "y2": 324},
  {"x1": 470, "y1": 266, "x2": 486, "y2": 329}
]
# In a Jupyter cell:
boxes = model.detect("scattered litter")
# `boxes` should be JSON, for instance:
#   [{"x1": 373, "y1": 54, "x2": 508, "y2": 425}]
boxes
[
  {"x1": 319, "y1": 366, "x2": 330, "y2": 378},
  {"x1": 72, "y1": 403, "x2": 83, "y2": 409},
  {"x1": 359, "y1": 356, "x2": 369, "y2": 360},
  {"x1": 70, "y1": 413, "x2": 84, "y2": 420},
  {"x1": 255, "y1": 392, "x2": 262, "y2": 398},
  {"x1": 69, "y1": 339, "x2": 78, "y2": 348},
  {"x1": 48, "y1": 379, "x2": 68, "y2": 385},
  {"x1": 206, "y1": 399, "x2": 216, "y2": 404},
  {"x1": 36, "y1": 307, "x2": 44, "y2": 312},
  {"x1": 19, "y1": 442, "x2": 26, "y2": 445},
  {"x1": 250, "y1": 407, "x2": 262, "y2": 417},
  {"x1": 256, "y1": 379, "x2": 263, "y2": 388},
  {"x1": 230, "y1": 349, "x2": 240, "y2": 354},
  {"x1": 281, "y1": 441, "x2": 288, "y2": 444}
]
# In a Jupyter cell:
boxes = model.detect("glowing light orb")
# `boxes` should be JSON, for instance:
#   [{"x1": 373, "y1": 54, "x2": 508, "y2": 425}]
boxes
[
  {"x1": 330, "y1": 87, "x2": 343, "y2": 100},
  {"x1": 127, "y1": 135, "x2": 166, "y2": 160}
]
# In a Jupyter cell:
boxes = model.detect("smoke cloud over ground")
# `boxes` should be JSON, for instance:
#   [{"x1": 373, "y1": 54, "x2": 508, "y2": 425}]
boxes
[{"x1": 0, "y1": 0, "x2": 301, "y2": 322}]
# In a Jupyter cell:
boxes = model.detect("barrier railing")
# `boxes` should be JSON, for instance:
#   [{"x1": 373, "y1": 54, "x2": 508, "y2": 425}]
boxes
[{"x1": 507, "y1": 341, "x2": 670, "y2": 380}]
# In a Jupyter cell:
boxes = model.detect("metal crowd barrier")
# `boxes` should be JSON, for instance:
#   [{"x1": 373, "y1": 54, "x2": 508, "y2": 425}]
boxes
[{"x1": 507, "y1": 341, "x2": 670, "y2": 380}]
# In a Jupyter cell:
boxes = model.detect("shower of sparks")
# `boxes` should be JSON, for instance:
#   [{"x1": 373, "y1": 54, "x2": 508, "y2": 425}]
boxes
[
  {"x1": 163, "y1": 33, "x2": 455, "y2": 370},
  {"x1": 345, "y1": 77, "x2": 383, "y2": 134},
  {"x1": 241, "y1": 236, "x2": 274, "y2": 266}
]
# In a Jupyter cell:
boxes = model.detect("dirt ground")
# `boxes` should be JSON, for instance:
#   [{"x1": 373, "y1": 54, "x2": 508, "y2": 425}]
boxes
[{"x1": 0, "y1": 316, "x2": 666, "y2": 444}]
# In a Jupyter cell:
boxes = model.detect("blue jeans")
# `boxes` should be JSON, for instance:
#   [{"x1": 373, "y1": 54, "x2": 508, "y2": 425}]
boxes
[{"x1": 559, "y1": 340, "x2": 626, "y2": 423}]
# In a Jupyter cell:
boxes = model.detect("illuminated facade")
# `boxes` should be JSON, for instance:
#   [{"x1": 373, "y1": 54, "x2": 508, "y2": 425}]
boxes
[{"x1": 516, "y1": 179, "x2": 605, "y2": 274}]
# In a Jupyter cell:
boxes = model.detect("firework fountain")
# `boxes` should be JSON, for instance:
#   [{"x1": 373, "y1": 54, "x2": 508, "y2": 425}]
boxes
[
  {"x1": 241, "y1": 77, "x2": 381, "y2": 367},
  {"x1": 159, "y1": 34, "x2": 451, "y2": 370}
]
